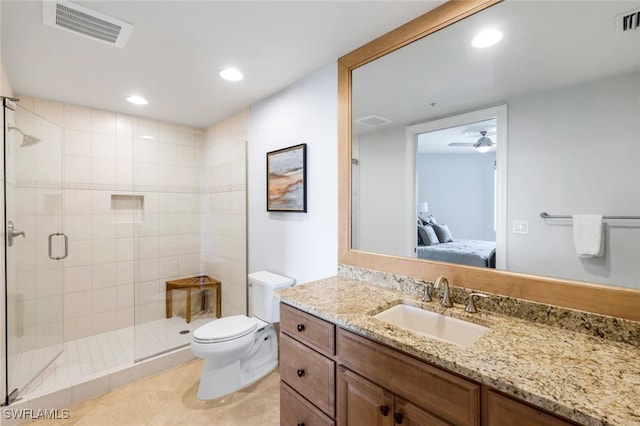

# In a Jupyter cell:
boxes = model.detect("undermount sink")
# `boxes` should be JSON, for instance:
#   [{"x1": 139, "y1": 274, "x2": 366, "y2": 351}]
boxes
[{"x1": 373, "y1": 304, "x2": 488, "y2": 348}]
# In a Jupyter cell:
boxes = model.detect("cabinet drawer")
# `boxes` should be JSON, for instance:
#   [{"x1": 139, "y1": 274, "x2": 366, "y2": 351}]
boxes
[
  {"x1": 280, "y1": 303, "x2": 335, "y2": 356},
  {"x1": 281, "y1": 381, "x2": 335, "y2": 426},
  {"x1": 337, "y1": 328, "x2": 479, "y2": 426},
  {"x1": 280, "y1": 333, "x2": 336, "y2": 417},
  {"x1": 486, "y1": 391, "x2": 577, "y2": 426}
]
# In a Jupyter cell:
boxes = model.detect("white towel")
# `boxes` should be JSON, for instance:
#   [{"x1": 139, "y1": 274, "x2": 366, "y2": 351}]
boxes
[{"x1": 572, "y1": 214, "x2": 604, "y2": 258}]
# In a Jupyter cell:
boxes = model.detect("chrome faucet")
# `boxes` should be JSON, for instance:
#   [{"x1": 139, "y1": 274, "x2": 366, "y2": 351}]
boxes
[{"x1": 434, "y1": 276, "x2": 453, "y2": 308}]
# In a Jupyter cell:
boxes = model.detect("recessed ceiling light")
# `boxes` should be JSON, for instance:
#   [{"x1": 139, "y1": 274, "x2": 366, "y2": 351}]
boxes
[
  {"x1": 219, "y1": 68, "x2": 243, "y2": 82},
  {"x1": 140, "y1": 135, "x2": 154, "y2": 140},
  {"x1": 126, "y1": 95, "x2": 148, "y2": 105},
  {"x1": 471, "y1": 30, "x2": 504, "y2": 48}
]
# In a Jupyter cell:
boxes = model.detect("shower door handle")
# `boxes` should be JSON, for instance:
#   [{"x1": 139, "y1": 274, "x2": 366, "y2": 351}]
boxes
[
  {"x1": 7, "y1": 220, "x2": 26, "y2": 247},
  {"x1": 48, "y1": 232, "x2": 68, "y2": 260}
]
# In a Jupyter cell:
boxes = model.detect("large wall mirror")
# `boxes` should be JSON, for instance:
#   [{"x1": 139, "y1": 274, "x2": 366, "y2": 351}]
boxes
[{"x1": 338, "y1": 0, "x2": 640, "y2": 321}]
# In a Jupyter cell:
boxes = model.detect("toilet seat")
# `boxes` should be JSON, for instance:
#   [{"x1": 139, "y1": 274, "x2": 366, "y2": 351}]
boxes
[{"x1": 193, "y1": 315, "x2": 257, "y2": 344}]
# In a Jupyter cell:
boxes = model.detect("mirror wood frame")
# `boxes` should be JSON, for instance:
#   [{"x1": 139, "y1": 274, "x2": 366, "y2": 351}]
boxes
[{"x1": 337, "y1": 0, "x2": 640, "y2": 322}]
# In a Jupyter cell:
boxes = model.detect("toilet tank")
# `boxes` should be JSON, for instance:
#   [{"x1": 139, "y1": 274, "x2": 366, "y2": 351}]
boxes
[{"x1": 248, "y1": 271, "x2": 294, "y2": 322}]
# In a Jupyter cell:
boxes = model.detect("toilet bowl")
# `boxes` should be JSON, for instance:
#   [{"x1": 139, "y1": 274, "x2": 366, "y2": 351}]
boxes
[{"x1": 190, "y1": 271, "x2": 294, "y2": 400}]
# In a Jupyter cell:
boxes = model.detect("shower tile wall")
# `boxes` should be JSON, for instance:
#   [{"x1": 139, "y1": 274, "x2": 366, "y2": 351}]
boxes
[
  {"x1": 202, "y1": 110, "x2": 249, "y2": 317},
  {"x1": 18, "y1": 96, "x2": 206, "y2": 342}
]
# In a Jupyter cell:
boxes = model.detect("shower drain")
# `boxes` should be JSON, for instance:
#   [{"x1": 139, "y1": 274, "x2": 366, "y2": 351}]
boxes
[{"x1": 179, "y1": 330, "x2": 190, "y2": 335}]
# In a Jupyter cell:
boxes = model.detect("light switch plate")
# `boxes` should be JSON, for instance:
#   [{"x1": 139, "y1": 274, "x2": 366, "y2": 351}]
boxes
[{"x1": 513, "y1": 220, "x2": 529, "y2": 234}]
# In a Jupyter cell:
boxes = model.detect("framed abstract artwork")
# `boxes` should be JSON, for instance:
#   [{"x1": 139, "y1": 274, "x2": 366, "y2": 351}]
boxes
[{"x1": 266, "y1": 143, "x2": 307, "y2": 212}]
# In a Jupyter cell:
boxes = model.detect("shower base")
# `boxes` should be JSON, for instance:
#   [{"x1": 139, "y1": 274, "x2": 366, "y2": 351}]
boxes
[{"x1": 5, "y1": 317, "x2": 211, "y2": 423}]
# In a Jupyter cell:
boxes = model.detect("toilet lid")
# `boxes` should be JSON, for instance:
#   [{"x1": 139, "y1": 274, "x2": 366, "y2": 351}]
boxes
[{"x1": 193, "y1": 315, "x2": 257, "y2": 343}]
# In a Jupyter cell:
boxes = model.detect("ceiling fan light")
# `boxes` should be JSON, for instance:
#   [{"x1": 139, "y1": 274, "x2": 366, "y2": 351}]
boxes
[{"x1": 474, "y1": 135, "x2": 493, "y2": 153}]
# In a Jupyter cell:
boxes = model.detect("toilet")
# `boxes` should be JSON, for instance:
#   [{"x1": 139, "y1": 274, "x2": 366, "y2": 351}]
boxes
[{"x1": 190, "y1": 271, "x2": 294, "y2": 400}]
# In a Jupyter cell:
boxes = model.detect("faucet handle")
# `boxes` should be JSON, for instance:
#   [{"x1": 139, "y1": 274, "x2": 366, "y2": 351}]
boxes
[
  {"x1": 421, "y1": 282, "x2": 433, "y2": 302},
  {"x1": 465, "y1": 293, "x2": 489, "y2": 313}
]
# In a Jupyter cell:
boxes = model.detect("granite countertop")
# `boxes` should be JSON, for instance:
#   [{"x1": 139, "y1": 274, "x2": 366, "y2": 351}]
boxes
[{"x1": 277, "y1": 276, "x2": 640, "y2": 426}]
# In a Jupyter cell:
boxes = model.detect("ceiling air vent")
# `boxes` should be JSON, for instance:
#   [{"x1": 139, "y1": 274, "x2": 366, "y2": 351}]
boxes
[
  {"x1": 355, "y1": 115, "x2": 391, "y2": 128},
  {"x1": 616, "y1": 8, "x2": 640, "y2": 33},
  {"x1": 43, "y1": 0, "x2": 134, "y2": 48}
]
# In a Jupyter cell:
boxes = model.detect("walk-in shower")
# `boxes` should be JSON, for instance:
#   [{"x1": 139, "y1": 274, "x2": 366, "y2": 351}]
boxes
[{"x1": 2, "y1": 96, "x2": 230, "y2": 410}]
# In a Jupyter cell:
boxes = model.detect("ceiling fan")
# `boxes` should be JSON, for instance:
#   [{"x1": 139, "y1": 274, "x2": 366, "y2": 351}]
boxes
[{"x1": 448, "y1": 130, "x2": 495, "y2": 153}]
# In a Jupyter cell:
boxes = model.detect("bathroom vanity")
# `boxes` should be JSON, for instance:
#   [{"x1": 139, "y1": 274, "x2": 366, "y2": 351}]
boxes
[
  {"x1": 278, "y1": 277, "x2": 640, "y2": 426},
  {"x1": 302, "y1": 0, "x2": 640, "y2": 423}
]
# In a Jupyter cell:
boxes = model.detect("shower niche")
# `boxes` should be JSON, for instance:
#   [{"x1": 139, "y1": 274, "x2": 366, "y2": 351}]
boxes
[{"x1": 111, "y1": 194, "x2": 144, "y2": 224}]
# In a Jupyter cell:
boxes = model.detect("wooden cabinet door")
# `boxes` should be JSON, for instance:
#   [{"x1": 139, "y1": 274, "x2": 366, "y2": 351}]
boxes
[
  {"x1": 338, "y1": 367, "x2": 394, "y2": 426},
  {"x1": 395, "y1": 398, "x2": 453, "y2": 426},
  {"x1": 338, "y1": 329, "x2": 479, "y2": 426},
  {"x1": 280, "y1": 381, "x2": 335, "y2": 426},
  {"x1": 486, "y1": 391, "x2": 577, "y2": 426}
]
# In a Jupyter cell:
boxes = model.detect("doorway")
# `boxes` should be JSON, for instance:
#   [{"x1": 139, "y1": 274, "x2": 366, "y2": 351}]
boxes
[{"x1": 405, "y1": 105, "x2": 507, "y2": 269}]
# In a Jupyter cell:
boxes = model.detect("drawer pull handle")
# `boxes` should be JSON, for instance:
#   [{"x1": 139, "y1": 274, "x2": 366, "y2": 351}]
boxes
[
  {"x1": 297, "y1": 323, "x2": 305, "y2": 332},
  {"x1": 297, "y1": 369, "x2": 305, "y2": 377},
  {"x1": 297, "y1": 423, "x2": 305, "y2": 426},
  {"x1": 394, "y1": 413, "x2": 404, "y2": 424},
  {"x1": 379, "y1": 405, "x2": 389, "y2": 416}
]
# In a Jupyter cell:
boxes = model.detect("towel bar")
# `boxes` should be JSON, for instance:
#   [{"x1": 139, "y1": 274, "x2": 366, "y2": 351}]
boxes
[{"x1": 540, "y1": 212, "x2": 640, "y2": 220}]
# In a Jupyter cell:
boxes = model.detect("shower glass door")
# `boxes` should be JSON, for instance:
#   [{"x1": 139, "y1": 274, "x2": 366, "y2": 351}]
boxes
[{"x1": 3, "y1": 101, "x2": 64, "y2": 404}]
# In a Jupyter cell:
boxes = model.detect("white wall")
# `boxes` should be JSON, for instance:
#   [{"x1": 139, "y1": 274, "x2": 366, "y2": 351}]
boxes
[
  {"x1": 353, "y1": 125, "x2": 406, "y2": 255},
  {"x1": 418, "y1": 152, "x2": 495, "y2": 241},
  {"x1": 507, "y1": 71, "x2": 640, "y2": 287},
  {"x1": 248, "y1": 64, "x2": 338, "y2": 285}
]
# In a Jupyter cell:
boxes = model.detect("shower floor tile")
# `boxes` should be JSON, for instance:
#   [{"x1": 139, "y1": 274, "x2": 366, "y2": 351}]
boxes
[{"x1": 17, "y1": 316, "x2": 211, "y2": 401}]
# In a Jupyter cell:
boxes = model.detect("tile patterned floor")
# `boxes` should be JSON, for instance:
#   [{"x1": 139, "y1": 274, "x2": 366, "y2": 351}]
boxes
[{"x1": 25, "y1": 360, "x2": 280, "y2": 426}]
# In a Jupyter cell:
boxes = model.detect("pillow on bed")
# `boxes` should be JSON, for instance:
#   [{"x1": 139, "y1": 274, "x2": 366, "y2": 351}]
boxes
[
  {"x1": 418, "y1": 224, "x2": 440, "y2": 246},
  {"x1": 432, "y1": 224, "x2": 453, "y2": 243},
  {"x1": 419, "y1": 215, "x2": 438, "y2": 226}
]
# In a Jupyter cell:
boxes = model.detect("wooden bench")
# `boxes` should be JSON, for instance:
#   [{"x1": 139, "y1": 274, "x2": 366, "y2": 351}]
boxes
[{"x1": 165, "y1": 275, "x2": 221, "y2": 323}]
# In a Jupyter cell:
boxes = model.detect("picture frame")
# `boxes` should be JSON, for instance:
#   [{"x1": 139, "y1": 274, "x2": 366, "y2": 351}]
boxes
[{"x1": 266, "y1": 143, "x2": 307, "y2": 212}]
